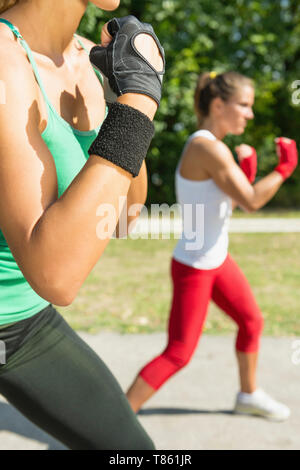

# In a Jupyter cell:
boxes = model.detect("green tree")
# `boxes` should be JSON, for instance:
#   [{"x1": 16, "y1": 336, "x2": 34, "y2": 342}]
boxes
[{"x1": 78, "y1": 0, "x2": 300, "y2": 207}]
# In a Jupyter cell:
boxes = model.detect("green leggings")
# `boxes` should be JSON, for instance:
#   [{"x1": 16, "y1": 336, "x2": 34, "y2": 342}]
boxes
[{"x1": 0, "y1": 305, "x2": 155, "y2": 450}]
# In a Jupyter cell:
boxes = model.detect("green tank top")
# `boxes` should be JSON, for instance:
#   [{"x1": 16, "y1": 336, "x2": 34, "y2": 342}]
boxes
[{"x1": 0, "y1": 19, "x2": 106, "y2": 325}]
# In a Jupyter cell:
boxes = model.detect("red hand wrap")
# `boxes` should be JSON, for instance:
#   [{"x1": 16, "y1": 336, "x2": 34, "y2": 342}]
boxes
[
  {"x1": 240, "y1": 147, "x2": 257, "y2": 183},
  {"x1": 274, "y1": 138, "x2": 298, "y2": 180}
]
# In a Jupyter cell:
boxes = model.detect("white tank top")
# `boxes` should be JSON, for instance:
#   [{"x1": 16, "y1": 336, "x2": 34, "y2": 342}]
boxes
[{"x1": 173, "y1": 130, "x2": 232, "y2": 270}]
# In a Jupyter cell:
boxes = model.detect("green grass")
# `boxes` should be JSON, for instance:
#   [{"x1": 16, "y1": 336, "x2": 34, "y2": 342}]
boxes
[
  {"x1": 232, "y1": 209, "x2": 300, "y2": 218},
  {"x1": 57, "y1": 233, "x2": 300, "y2": 336},
  {"x1": 148, "y1": 209, "x2": 300, "y2": 219},
  {"x1": 56, "y1": 233, "x2": 300, "y2": 337}
]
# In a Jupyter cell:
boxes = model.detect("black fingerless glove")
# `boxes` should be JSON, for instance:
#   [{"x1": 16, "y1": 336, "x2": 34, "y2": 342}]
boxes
[{"x1": 89, "y1": 15, "x2": 165, "y2": 106}]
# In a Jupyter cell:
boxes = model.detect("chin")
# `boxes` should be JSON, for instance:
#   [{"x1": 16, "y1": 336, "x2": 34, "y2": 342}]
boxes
[
  {"x1": 97, "y1": 0, "x2": 120, "y2": 11},
  {"x1": 107, "y1": 0, "x2": 120, "y2": 10},
  {"x1": 231, "y1": 127, "x2": 245, "y2": 136}
]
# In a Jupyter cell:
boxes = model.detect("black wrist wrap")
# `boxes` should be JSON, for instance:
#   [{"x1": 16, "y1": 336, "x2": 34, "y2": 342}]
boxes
[{"x1": 88, "y1": 102, "x2": 155, "y2": 177}]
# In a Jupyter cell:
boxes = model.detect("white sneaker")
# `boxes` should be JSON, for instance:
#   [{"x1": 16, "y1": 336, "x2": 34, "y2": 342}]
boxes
[{"x1": 234, "y1": 388, "x2": 290, "y2": 421}]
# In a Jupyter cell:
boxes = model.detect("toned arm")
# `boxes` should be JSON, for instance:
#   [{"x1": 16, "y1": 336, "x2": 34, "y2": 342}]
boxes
[
  {"x1": 188, "y1": 138, "x2": 283, "y2": 212},
  {"x1": 0, "y1": 45, "x2": 153, "y2": 306},
  {"x1": 77, "y1": 35, "x2": 148, "y2": 237}
]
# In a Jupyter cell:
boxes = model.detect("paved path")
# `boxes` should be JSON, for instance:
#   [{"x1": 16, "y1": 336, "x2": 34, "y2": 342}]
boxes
[
  {"x1": 131, "y1": 217, "x2": 300, "y2": 236},
  {"x1": 0, "y1": 333, "x2": 299, "y2": 450}
]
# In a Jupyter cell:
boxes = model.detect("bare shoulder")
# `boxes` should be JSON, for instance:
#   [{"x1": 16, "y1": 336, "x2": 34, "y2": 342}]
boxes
[
  {"x1": 0, "y1": 21, "x2": 37, "y2": 76},
  {"x1": 189, "y1": 137, "x2": 232, "y2": 159},
  {"x1": 179, "y1": 136, "x2": 235, "y2": 180},
  {"x1": 188, "y1": 137, "x2": 234, "y2": 168},
  {"x1": 0, "y1": 19, "x2": 24, "y2": 54},
  {"x1": 0, "y1": 30, "x2": 25, "y2": 62},
  {"x1": 0, "y1": 42, "x2": 40, "y2": 111},
  {"x1": 0, "y1": 37, "x2": 40, "y2": 110}
]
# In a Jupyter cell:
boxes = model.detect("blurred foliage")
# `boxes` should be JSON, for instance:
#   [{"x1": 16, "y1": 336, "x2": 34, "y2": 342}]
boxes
[{"x1": 78, "y1": 0, "x2": 300, "y2": 207}]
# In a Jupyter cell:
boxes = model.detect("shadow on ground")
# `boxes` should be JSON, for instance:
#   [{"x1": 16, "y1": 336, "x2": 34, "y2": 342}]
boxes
[{"x1": 138, "y1": 407, "x2": 234, "y2": 416}]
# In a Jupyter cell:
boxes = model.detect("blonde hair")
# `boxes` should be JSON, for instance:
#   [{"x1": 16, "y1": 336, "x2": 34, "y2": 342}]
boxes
[
  {"x1": 194, "y1": 71, "x2": 254, "y2": 127},
  {"x1": 0, "y1": 0, "x2": 19, "y2": 14}
]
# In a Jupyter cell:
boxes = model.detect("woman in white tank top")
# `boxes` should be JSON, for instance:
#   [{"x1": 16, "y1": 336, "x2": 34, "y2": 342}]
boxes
[
  {"x1": 126, "y1": 71, "x2": 297, "y2": 422},
  {"x1": 173, "y1": 128, "x2": 232, "y2": 270}
]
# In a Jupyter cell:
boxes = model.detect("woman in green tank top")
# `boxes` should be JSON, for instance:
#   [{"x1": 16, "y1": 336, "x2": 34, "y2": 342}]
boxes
[{"x1": 0, "y1": 0, "x2": 163, "y2": 450}]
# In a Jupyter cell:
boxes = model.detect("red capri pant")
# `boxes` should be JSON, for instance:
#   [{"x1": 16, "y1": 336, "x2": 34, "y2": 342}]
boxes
[{"x1": 139, "y1": 254, "x2": 264, "y2": 390}]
